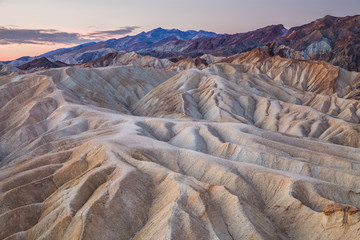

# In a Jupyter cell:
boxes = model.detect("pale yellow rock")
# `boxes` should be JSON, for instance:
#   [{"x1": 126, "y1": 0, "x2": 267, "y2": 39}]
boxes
[{"x1": 1, "y1": 51, "x2": 360, "y2": 239}]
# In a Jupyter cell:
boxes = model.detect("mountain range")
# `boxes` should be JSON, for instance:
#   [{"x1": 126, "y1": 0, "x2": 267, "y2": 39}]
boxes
[
  {"x1": 32, "y1": 28, "x2": 220, "y2": 65},
  {"x1": 2, "y1": 15, "x2": 359, "y2": 72}
]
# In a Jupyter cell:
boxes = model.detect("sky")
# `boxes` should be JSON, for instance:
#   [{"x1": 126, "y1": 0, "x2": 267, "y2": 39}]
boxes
[{"x1": 0, "y1": 0, "x2": 359, "y2": 61}]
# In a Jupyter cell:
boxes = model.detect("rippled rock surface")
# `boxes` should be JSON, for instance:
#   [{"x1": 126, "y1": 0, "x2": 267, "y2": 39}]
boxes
[{"x1": 1, "y1": 50, "x2": 360, "y2": 239}]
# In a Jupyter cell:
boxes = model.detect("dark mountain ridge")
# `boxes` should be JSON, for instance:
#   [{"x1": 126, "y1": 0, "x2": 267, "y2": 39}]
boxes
[
  {"x1": 269, "y1": 14, "x2": 360, "y2": 71},
  {"x1": 18, "y1": 57, "x2": 69, "y2": 71}
]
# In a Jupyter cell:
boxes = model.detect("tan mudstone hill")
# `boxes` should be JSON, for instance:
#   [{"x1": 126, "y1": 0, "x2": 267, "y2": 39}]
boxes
[{"x1": 1, "y1": 49, "x2": 360, "y2": 239}]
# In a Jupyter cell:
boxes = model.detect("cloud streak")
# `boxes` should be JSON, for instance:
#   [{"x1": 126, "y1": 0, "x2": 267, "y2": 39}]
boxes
[
  {"x1": 86, "y1": 26, "x2": 139, "y2": 38},
  {"x1": 0, "y1": 27, "x2": 83, "y2": 45},
  {"x1": 0, "y1": 26, "x2": 139, "y2": 45}
]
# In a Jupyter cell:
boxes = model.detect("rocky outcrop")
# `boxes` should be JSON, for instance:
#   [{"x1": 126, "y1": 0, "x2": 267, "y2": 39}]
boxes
[
  {"x1": 81, "y1": 51, "x2": 173, "y2": 69},
  {"x1": 167, "y1": 57, "x2": 209, "y2": 70},
  {"x1": 18, "y1": 57, "x2": 69, "y2": 71},
  {"x1": 322, "y1": 203, "x2": 360, "y2": 229},
  {"x1": 270, "y1": 15, "x2": 360, "y2": 72}
]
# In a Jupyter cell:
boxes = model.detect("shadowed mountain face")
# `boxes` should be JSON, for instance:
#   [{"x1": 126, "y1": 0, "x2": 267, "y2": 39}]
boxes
[
  {"x1": 270, "y1": 15, "x2": 360, "y2": 72},
  {"x1": 1, "y1": 47, "x2": 360, "y2": 239},
  {"x1": 18, "y1": 57, "x2": 69, "y2": 71}
]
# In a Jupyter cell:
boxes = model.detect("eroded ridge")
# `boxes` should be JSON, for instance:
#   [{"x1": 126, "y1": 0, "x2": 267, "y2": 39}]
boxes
[{"x1": 1, "y1": 50, "x2": 360, "y2": 239}]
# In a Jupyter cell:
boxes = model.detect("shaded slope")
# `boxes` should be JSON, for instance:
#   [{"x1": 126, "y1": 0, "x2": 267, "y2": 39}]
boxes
[
  {"x1": 18, "y1": 57, "x2": 69, "y2": 71},
  {"x1": 271, "y1": 15, "x2": 360, "y2": 71}
]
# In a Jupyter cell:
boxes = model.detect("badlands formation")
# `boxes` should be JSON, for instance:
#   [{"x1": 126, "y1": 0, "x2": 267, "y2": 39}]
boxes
[{"x1": 1, "y1": 48, "x2": 360, "y2": 239}]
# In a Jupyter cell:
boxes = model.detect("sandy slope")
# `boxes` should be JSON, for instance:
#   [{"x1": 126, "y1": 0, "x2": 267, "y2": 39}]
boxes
[
  {"x1": 1, "y1": 51, "x2": 360, "y2": 239},
  {"x1": 81, "y1": 52, "x2": 174, "y2": 69}
]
